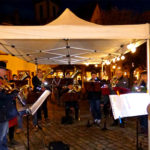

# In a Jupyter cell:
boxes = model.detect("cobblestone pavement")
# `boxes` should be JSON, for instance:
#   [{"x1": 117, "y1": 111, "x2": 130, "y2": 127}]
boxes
[{"x1": 9, "y1": 100, "x2": 148, "y2": 150}]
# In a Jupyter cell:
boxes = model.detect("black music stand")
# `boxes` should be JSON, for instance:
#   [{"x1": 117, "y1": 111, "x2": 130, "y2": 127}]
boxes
[{"x1": 26, "y1": 90, "x2": 51, "y2": 150}]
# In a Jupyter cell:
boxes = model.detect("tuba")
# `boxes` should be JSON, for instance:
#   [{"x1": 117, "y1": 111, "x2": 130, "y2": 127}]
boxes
[
  {"x1": 41, "y1": 68, "x2": 54, "y2": 88},
  {"x1": 71, "y1": 70, "x2": 81, "y2": 93}
]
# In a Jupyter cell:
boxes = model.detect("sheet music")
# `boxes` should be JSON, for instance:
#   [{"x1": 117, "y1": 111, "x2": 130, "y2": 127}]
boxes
[
  {"x1": 28, "y1": 90, "x2": 51, "y2": 115},
  {"x1": 109, "y1": 93, "x2": 150, "y2": 120}
]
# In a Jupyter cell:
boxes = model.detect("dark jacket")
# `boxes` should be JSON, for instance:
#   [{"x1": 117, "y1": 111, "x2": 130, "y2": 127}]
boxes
[
  {"x1": 116, "y1": 76, "x2": 129, "y2": 88},
  {"x1": 0, "y1": 92, "x2": 18, "y2": 122},
  {"x1": 32, "y1": 76, "x2": 42, "y2": 92},
  {"x1": 87, "y1": 77, "x2": 102, "y2": 101}
]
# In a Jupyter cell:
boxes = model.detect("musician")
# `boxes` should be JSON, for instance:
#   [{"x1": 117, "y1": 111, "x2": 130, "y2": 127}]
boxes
[
  {"x1": 61, "y1": 83, "x2": 79, "y2": 121},
  {"x1": 87, "y1": 70, "x2": 102, "y2": 126},
  {"x1": 0, "y1": 61, "x2": 18, "y2": 150},
  {"x1": 32, "y1": 69, "x2": 49, "y2": 126},
  {"x1": 111, "y1": 69, "x2": 129, "y2": 127}
]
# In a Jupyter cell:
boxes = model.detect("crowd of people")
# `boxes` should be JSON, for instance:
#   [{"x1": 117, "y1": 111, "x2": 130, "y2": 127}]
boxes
[{"x1": 0, "y1": 60, "x2": 148, "y2": 150}]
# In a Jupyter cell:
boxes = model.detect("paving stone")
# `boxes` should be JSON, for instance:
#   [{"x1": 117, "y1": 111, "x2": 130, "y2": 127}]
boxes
[{"x1": 8, "y1": 100, "x2": 148, "y2": 150}]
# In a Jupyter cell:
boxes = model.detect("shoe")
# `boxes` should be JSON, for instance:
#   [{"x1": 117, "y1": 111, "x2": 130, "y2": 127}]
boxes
[
  {"x1": 93, "y1": 119, "x2": 97, "y2": 124},
  {"x1": 96, "y1": 119, "x2": 101, "y2": 126},
  {"x1": 16, "y1": 128, "x2": 22, "y2": 134}
]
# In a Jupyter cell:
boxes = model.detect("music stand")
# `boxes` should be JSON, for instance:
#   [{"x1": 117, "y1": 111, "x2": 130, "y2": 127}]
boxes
[
  {"x1": 109, "y1": 93, "x2": 150, "y2": 150},
  {"x1": 26, "y1": 90, "x2": 51, "y2": 150}
]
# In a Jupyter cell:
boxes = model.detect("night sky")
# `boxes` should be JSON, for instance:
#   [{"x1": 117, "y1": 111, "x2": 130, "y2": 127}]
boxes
[{"x1": 0, "y1": 0, "x2": 150, "y2": 24}]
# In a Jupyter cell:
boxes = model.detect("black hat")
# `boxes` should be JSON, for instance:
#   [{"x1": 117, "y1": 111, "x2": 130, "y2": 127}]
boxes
[{"x1": 0, "y1": 61, "x2": 8, "y2": 70}]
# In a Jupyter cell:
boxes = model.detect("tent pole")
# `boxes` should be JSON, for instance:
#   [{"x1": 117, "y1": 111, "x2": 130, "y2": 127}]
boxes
[
  {"x1": 101, "y1": 63, "x2": 104, "y2": 79},
  {"x1": 146, "y1": 39, "x2": 150, "y2": 150}
]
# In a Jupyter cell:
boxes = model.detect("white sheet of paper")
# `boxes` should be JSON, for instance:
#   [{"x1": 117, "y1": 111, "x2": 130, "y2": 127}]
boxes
[
  {"x1": 28, "y1": 90, "x2": 51, "y2": 115},
  {"x1": 109, "y1": 93, "x2": 150, "y2": 120}
]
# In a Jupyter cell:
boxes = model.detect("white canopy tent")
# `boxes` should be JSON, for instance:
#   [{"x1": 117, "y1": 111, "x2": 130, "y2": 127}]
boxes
[
  {"x1": 0, "y1": 8, "x2": 149, "y2": 65},
  {"x1": 0, "y1": 8, "x2": 150, "y2": 149}
]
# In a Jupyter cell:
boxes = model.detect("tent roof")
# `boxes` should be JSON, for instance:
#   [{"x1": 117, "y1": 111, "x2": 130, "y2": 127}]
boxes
[{"x1": 0, "y1": 8, "x2": 149, "y2": 64}]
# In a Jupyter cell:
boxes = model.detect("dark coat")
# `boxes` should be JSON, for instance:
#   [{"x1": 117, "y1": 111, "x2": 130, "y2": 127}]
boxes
[
  {"x1": 0, "y1": 92, "x2": 18, "y2": 122},
  {"x1": 32, "y1": 76, "x2": 42, "y2": 92},
  {"x1": 87, "y1": 77, "x2": 102, "y2": 101}
]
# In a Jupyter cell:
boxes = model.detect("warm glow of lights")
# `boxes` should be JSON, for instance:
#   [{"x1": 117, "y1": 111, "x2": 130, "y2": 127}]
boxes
[
  {"x1": 112, "y1": 65, "x2": 116, "y2": 69},
  {"x1": 121, "y1": 55, "x2": 125, "y2": 60},
  {"x1": 95, "y1": 64, "x2": 98, "y2": 67},
  {"x1": 127, "y1": 43, "x2": 134, "y2": 49},
  {"x1": 131, "y1": 47, "x2": 136, "y2": 53},
  {"x1": 106, "y1": 60, "x2": 111, "y2": 65},
  {"x1": 124, "y1": 72, "x2": 127, "y2": 76},
  {"x1": 112, "y1": 58, "x2": 116, "y2": 63},
  {"x1": 127, "y1": 43, "x2": 136, "y2": 53},
  {"x1": 117, "y1": 57, "x2": 120, "y2": 61},
  {"x1": 117, "y1": 66, "x2": 121, "y2": 69},
  {"x1": 85, "y1": 63, "x2": 89, "y2": 66}
]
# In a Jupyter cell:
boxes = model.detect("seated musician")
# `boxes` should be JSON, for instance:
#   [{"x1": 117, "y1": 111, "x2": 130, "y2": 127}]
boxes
[
  {"x1": 32, "y1": 69, "x2": 49, "y2": 127},
  {"x1": 61, "y1": 82, "x2": 79, "y2": 121},
  {"x1": 87, "y1": 70, "x2": 102, "y2": 126},
  {"x1": 0, "y1": 61, "x2": 18, "y2": 150},
  {"x1": 111, "y1": 69, "x2": 129, "y2": 127}
]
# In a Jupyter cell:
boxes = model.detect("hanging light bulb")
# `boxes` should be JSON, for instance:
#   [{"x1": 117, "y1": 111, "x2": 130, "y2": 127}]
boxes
[
  {"x1": 117, "y1": 57, "x2": 120, "y2": 61},
  {"x1": 127, "y1": 43, "x2": 136, "y2": 53},
  {"x1": 95, "y1": 64, "x2": 98, "y2": 67},
  {"x1": 121, "y1": 55, "x2": 125, "y2": 60},
  {"x1": 127, "y1": 43, "x2": 134, "y2": 49},
  {"x1": 112, "y1": 65, "x2": 116, "y2": 69},
  {"x1": 106, "y1": 60, "x2": 111, "y2": 65},
  {"x1": 131, "y1": 47, "x2": 136, "y2": 53},
  {"x1": 85, "y1": 63, "x2": 89, "y2": 66},
  {"x1": 112, "y1": 58, "x2": 116, "y2": 63}
]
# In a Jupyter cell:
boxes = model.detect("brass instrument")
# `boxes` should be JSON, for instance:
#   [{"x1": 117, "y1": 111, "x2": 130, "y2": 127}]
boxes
[
  {"x1": 70, "y1": 70, "x2": 82, "y2": 93},
  {"x1": 110, "y1": 76, "x2": 118, "y2": 87},
  {"x1": 42, "y1": 68, "x2": 54, "y2": 81},
  {"x1": 0, "y1": 79, "x2": 17, "y2": 93},
  {"x1": 20, "y1": 72, "x2": 30, "y2": 81},
  {"x1": 41, "y1": 68, "x2": 54, "y2": 88}
]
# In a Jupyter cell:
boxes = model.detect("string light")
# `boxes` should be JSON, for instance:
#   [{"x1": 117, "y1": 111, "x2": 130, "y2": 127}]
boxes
[
  {"x1": 131, "y1": 47, "x2": 136, "y2": 53},
  {"x1": 117, "y1": 57, "x2": 120, "y2": 61},
  {"x1": 121, "y1": 55, "x2": 125, "y2": 60},
  {"x1": 112, "y1": 65, "x2": 116, "y2": 69},
  {"x1": 106, "y1": 60, "x2": 111, "y2": 65},
  {"x1": 127, "y1": 43, "x2": 136, "y2": 53},
  {"x1": 85, "y1": 63, "x2": 89, "y2": 66},
  {"x1": 95, "y1": 64, "x2": 98, "y2": 67},
  {"x1": 112, "y1": 58, "x2": 116, "y2": 63}
]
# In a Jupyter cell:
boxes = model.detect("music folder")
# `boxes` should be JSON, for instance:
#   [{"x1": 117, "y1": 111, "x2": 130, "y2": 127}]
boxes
[
  {"x1": 109, "y1": 93, "x2": 150, "y2": 120},
  {"x1": 27, "y1": 90, "x2": 51, "y2": 115}
]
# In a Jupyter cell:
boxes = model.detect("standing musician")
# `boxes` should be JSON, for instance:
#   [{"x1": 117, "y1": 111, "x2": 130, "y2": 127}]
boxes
[
  {"x1": 60, "y1": 72, "x2": 79, "y2": 122},
  {"x1": 32, "y1": 69, "x2": 49, "y2": 126},
  {"x1": 111, "y1": 69, "x2": 129, "y2": 127},
  {"x1": 87, "y1": 70, "x2": 102, "y2": 126},
  {"x1": 0, "y1": 61, "x2": 18, "y2": 150}
]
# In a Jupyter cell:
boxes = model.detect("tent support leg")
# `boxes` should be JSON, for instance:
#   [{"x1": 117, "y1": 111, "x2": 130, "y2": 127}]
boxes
[{"x1": 147, "y1": 39, "x2": 150, "y2": 150}]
